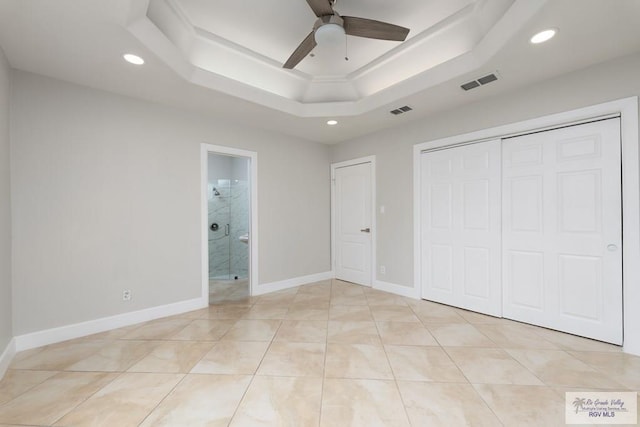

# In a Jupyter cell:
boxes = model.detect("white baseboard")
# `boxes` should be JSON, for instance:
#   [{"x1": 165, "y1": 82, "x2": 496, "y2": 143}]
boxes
[
  {"x1": 9, "y1": 277, "x2": 415, "y2": 356},
  {"x1": 14, "y1": 297, "x2": 207, "y2": 352},
  {"x1": 0, "y1": 337, "x2": 16, "y2": 380},
  {"x1": 374, "y1": 280, "x2": 420, "y2": 299},
  {"x1": 253, "y1": 271, "x2": 333, "y2": 296}
]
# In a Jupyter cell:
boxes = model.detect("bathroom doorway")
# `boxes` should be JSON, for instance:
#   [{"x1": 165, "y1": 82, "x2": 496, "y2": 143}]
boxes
[{"x1": 202, "y1": 144, "x2": 258, "y2": 304}]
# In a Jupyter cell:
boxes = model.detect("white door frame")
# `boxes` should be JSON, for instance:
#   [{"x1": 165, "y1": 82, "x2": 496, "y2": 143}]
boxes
[
  {"x1": 201, "y1": 143, "x2": 258, "y2": 300},
  {"x1": 331, "y1": 156, "x2": 376, "y2": 286},
  {"x1": 413, "y1": 96, "x2": 640, "y2": 356}
]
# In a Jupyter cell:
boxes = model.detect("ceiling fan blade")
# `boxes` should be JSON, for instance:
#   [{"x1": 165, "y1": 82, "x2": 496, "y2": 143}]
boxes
[
  {"x1": 342, "y1": 16, "x2": 410, "y2": 41},
  {"x1": 306, "y1": 0, "x2": 334, "y2": 17},
  {"x1": 283, "y1": 31, "x2": 317, "y2": 69}
]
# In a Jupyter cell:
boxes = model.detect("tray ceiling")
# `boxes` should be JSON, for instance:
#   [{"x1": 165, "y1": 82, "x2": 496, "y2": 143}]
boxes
[
  {"x1": 2, "y1": 0, "x2": 640, "y2": 143},
  {"x1": 130, "y1": 0, "x2": 535, "y2": 117}
]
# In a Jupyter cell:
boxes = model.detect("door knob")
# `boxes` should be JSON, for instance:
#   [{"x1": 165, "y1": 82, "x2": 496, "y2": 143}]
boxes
[
  {"x1": 607, "y1": 244, "x2": 618, "y2": 252},
  {"x1": 360, "y1": 228, "x2": 371, "y2": 233}
]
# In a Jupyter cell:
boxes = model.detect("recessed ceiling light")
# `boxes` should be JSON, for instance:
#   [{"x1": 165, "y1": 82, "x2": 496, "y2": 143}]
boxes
[
  {"x1": 327, "y1": 120, "x2": 338, "y2": 126},
  {"x1": 123, "y1": 53, "x2": 144, "y2": 65},
  {"x1": 530, "y1": 29, "x2": 557, "y2": 44}
]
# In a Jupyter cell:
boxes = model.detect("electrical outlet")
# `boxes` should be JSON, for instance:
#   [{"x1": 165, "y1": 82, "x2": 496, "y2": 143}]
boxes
[
  {"x1": 122, "y1": 290, "x2": 132, "y2": 301},
  {"x1": 380, "y1": 266, "x2": 386, "y2": 275}
]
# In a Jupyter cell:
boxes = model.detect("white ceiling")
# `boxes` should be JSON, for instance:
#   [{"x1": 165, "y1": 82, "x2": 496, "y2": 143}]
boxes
[
  {"x1": 177, "y1": 0, "x2": 464, "y2": 74},
  {"x1": 141, "y1": 0, "x2": 522, "y2": 114},
  {"x1": 0, "y1": 0, "x2": 639, "y2": 143}
]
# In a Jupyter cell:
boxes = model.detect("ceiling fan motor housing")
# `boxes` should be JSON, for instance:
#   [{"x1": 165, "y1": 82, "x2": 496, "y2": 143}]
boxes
[{"x1": 313, "y1": 14, "x2": 344, "y2": 32}]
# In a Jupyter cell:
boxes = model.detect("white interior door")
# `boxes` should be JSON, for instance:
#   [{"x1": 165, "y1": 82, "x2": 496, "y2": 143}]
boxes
[
  {"x1": 334, "y1": 162, "x2": 372, "y2": 286},
  {"x1": 502, "y1": 118, "x2": 622, "y2": 344},
  {"x1": 421, "y1": 140, "x2": 502, "y2": 316}
]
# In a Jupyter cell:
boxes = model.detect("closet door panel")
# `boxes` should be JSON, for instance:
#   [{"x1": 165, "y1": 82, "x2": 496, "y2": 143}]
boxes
[
  {"x1": 502, "y1": 119, "x2": 622, "y2": 344},
  {"x1": 421, "y1": 140, "x2": 502, "y2": 316}
]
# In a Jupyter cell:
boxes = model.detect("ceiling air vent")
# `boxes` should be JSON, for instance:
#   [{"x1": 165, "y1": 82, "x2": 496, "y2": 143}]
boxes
[
  {"x1": 461, "y1": 72, "x2": 499, "y2": 91},
  {"x1": 390, "y1": 105, "x2": 413, "y2": 115},
  {"x1": 461, "y1": 81, "x2": 480, "y2": 91},
  {"x1": 478, "y1": 73, "x2": 498, "y2": 85}
]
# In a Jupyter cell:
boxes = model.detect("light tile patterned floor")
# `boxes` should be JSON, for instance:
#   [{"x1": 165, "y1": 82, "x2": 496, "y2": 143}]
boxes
[
  {"x1": 209, "y1": 279, "x2": 249, "y2": 304},
  {"x1": 0, "y1": 279, "x2": 638, "y2": 426}
]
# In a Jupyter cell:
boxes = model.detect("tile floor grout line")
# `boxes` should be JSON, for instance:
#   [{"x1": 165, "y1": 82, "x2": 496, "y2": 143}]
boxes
[
  {"x1": 440, "y1": 344, "x2": 544, "y2": 390},
  {"x1": 563, "y1": 350, "x2": 634, "y2": 390},
  {"x1": 435, "y1": 340, "x2": 474, "y2": 386},
  {"x1": 226, "y1": 311, "x2": 285, "y2": 425},
  {"x1": 467, "y1": 382, "x2": 508, "y2": 427},
  {"x1": 373, "y1": 318, "x2": 414, "y2": 426},
  {"x1": 0, "y1": 370, "x2": 57, "y2": 409},
  {"x1": 317, "y1": 279, "x2": 336, "y2": 427},
  {"x1": 135, "y1": 372, "x2": 188, "y2": 427},
  {"x1": 497, "y1": 346, "x2": 553, "y2": 388},
  {"x1": 48, "y1": 369, "x2": 124, "y2": 426},
  {"x1": 513, "y1": 347, "x2": 631, "y2": 390},
  {"x1": 182, "y1": 338, "x2": 218, "y2": 377}
]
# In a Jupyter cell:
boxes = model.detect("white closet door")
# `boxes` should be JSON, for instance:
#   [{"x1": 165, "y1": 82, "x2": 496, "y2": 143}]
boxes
[
  {"x1": 421, "y1": 139, "x2": 502, "y2": 316},
  {"x1": 502, "y1": 119, "x2": 622, "y2": 344}
]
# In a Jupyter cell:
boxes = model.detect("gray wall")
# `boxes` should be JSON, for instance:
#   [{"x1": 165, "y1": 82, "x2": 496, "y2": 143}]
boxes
[
  {"x1": 8, "y1": 49, "x2": 640, "y2": 339},
  {"x1": 10, "y1": 71, "x2": 331, "y2": 335},
  {"x1": 0, "y1": 47, "x2": 12, "y2": 352},
  {"x1": 332, "y1": 52, "x2": 640, "y2": 289}
]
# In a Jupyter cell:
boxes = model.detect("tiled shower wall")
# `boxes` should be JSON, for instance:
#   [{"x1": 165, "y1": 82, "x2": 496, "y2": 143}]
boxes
[
  {"x1": 229, "y1": 180, "x2": 249, "y2": 279},
  {"x1": 208, "y1": 155, "x2": 249, "y2": 280}
]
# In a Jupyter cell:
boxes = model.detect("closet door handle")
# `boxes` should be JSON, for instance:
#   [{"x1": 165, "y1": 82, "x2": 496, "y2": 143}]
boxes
[{"x1": 225, "y1": 224, "x2": 230, "y2": 236}]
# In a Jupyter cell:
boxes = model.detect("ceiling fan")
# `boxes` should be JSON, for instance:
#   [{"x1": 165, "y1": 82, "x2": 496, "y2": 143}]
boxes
[{"x1": 283, "y1": 0, "x2": 410, "y2": 69}]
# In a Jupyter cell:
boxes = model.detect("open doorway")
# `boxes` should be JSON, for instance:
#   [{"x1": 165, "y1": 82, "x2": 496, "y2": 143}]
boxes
[{"x1": 201, "y1": 144, "x2": 258, "y2": 304}]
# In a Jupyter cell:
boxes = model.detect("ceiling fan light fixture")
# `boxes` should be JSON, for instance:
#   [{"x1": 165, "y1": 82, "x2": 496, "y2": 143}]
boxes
[{"x1": 314, "y1": 23, "x2": 345, "y2": 46}]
